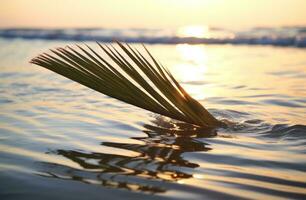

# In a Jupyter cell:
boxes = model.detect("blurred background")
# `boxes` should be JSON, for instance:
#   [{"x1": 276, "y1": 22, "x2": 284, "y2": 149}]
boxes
[
  {"x1": 1, "y1": 0, "x2": 306, "y2": 47},
  {"x1": 1, "y1": 0, "x2": 306, "y2": 29}
]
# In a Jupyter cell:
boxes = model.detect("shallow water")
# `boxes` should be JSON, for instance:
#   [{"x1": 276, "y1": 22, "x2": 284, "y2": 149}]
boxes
[{"x1": 0, "y1": 38, "x2": 306, "y2": 199}]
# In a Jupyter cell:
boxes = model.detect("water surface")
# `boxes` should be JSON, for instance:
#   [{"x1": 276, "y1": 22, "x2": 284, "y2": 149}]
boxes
[{"x1": 0, "y1": 38, "x2": 306, "y2": 199}]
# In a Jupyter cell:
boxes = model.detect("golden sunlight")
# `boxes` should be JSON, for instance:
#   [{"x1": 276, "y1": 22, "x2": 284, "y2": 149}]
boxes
[
  {"x1": 1, "y1": 0, "x2": 306, "y2": 28},
  {"x1": 172, "y1": 44, "x2": 207, "y2": 82},
  {"x1": 171, "y1": 44, "x2": 210, "y2": 100},
  {"x1": 176, "y1": 44, "x2": 207, "y2": 64},
  {"x1": 178, "y1": 25, "x2": 210, "y2": 38}
]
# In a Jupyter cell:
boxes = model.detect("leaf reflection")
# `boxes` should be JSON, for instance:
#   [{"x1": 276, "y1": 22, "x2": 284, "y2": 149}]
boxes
[{"x1": 38, "y1": 117, "x2": 217, "y2": 193}]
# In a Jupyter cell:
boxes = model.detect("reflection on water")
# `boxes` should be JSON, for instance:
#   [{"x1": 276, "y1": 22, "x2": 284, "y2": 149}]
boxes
[
  {"x1": 39, "y1": 117, "x2": 216, "y2": 193},
  {"x1": 1, "y1": 40, "x2": 306, "y2": 199}
]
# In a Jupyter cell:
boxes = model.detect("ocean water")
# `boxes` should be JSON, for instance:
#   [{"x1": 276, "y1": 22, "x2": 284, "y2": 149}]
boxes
[
  {"x1": 1, "y1": 26, "x2": 306, "y2": 47},
  {"x1": 0, "y1": 28, "x2": 306, "y2": 199}
]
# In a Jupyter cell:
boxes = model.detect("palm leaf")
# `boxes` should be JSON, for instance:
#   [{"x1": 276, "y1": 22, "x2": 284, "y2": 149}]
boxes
[{"x1": 30, "y1": 42, "x2": 222, "y2": 128}]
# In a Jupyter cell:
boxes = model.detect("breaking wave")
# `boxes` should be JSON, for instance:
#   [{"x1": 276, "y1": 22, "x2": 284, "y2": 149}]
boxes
[{"x1": 1, "y1": 26, "x2": 306, "y2": 47}]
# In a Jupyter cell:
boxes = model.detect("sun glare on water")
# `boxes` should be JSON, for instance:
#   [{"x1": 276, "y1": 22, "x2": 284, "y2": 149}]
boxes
[
  {"x1": 170, "y1": 44, "x2": 209, "y2": 100},
  {"x1": 178, "y1": 25, "x2": 210, "y2": 38}
]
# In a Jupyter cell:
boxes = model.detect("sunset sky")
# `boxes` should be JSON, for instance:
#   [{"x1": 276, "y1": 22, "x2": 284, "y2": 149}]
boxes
[{"x1": 1, "y1": 0, "x2": 306, "y2": 29}]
